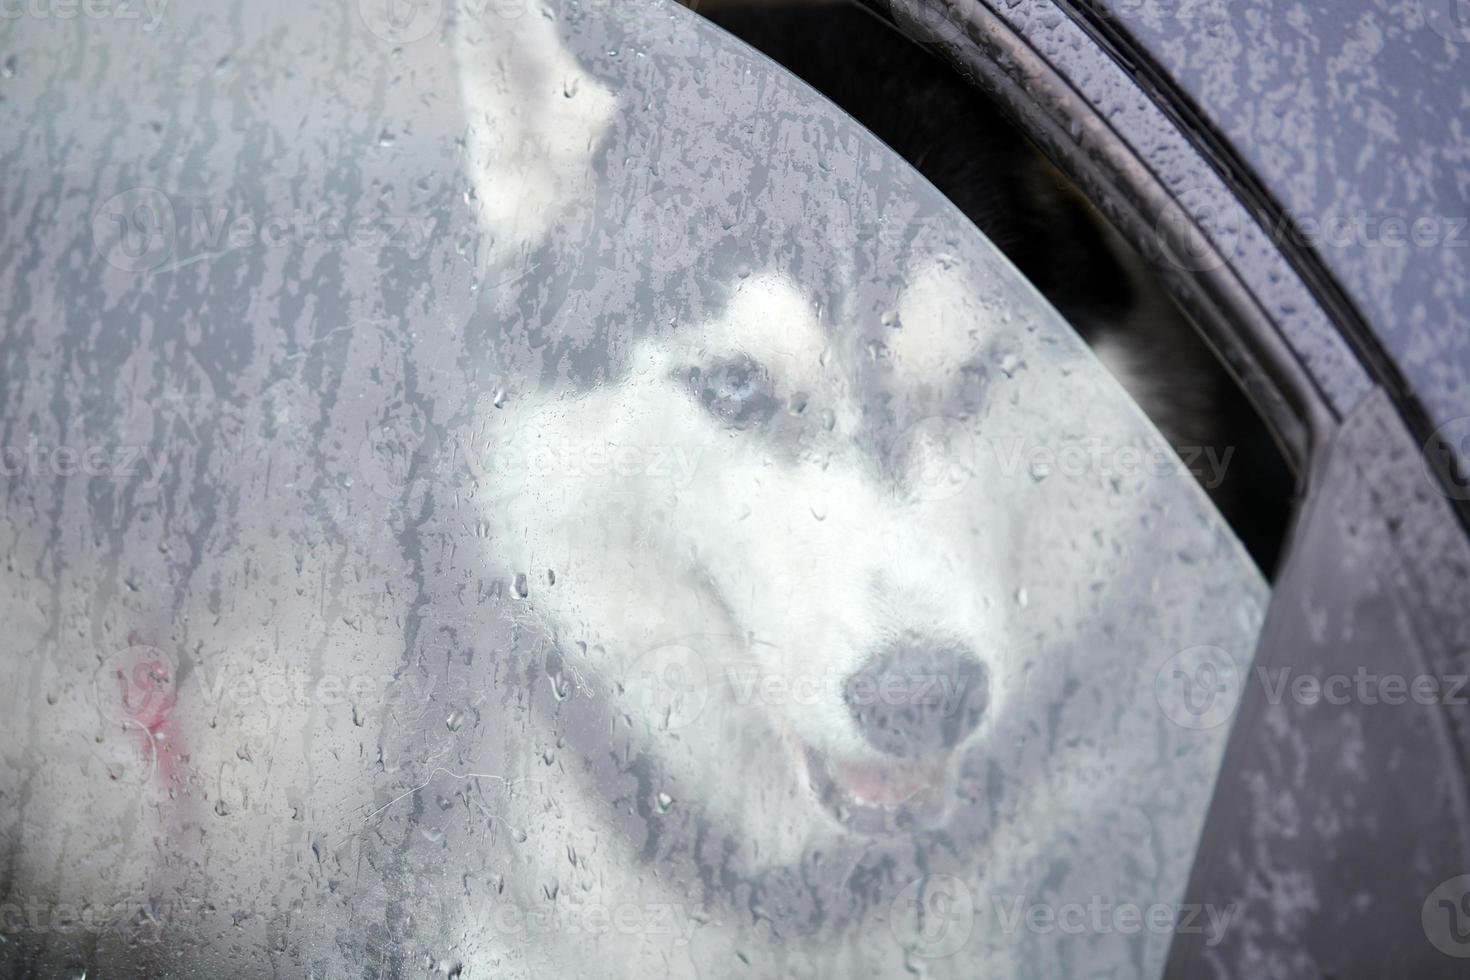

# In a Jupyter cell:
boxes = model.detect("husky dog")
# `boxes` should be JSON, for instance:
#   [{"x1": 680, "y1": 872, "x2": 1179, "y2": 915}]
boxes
[
  {"x1": 452, "y1": 7, "x2": 1263, "y2": 976},
  {"x1": 0, "y1": 2, "x2": 1264, "y2": 978},
  {"x1": 465, "y1": 264, "x2": 1261, "y2": 976}
]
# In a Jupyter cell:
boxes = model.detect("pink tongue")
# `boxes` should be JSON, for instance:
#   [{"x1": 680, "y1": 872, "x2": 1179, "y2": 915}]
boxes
[{"x1": 835, "y1": 759, "x2": 929, "y2": 805}]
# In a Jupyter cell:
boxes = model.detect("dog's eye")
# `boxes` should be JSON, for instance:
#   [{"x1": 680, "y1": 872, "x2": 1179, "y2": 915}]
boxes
[{"x1": 689, "y1": 355, "x2": 778, "y2": 430}]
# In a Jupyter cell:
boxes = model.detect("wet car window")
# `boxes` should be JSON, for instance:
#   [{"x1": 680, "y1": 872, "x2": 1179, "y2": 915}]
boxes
[{"x1": 0, "y1": 0, "x2": 1266, "y2": 977}]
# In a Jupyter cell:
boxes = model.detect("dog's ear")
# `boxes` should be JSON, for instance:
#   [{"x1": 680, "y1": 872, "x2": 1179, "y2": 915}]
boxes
[
  {"x1": 886, "y1": 258, "x2": 986, "y2": 385},
  {"x1": 454, "y1": 3, "x2": 615, "y2": 270},
  {"x1": 677, "y1": 274, "x2": 828, "y2": 372}
]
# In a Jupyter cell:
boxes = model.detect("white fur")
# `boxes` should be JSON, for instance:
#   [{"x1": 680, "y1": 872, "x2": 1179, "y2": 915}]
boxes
[
  {"x1": 454, "y1": 1, "x2": 616, "y2": 268},
  {"x1": 482, "y1": 270, "x2": 1014, "y2": 866}
]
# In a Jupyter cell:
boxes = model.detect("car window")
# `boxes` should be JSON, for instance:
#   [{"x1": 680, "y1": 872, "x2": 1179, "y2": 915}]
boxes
[{"x1": 0, "y1": 1, "x2": 1266, "y2": 977}]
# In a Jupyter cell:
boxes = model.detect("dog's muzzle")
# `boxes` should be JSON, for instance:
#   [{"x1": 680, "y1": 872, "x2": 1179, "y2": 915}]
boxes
[
  {"x1": 806, "y1": 640, "x2": 988, "y2": 834},
  {"x1": 844, "y1": 642, "x2": 988, "y2": 758}
]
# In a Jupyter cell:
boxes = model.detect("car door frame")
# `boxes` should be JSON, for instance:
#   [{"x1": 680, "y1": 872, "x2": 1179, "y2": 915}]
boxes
[{"x1": 849, "y1": 0, "x2": 1470, "y2": 973}]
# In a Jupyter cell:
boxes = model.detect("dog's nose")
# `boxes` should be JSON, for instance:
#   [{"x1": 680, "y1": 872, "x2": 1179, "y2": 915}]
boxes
[{"x1": 843, "y1": 642, "x2": 988, "y2": 758}]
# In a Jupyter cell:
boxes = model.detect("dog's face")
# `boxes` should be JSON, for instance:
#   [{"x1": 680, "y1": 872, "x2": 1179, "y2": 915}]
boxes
[
  {"x1": 481, "y1": 262, "x2": 1055, "y2": 860},
  {"x1": 456, "y1": 1, "x2": 1026, "y2": 858}
]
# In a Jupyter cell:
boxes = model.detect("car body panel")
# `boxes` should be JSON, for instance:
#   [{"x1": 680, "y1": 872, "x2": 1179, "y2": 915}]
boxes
[
  {"x1": 1079, "y1": 0, "x2": 1470, "y2": 483},
  {"x1": 1166, "y1": 387, "x2": 1470, "y2": 978}
]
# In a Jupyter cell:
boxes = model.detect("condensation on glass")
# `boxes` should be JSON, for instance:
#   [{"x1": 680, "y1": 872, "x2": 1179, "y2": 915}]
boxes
[{"x1": 0, "y1": 0, "x2": 1265, "y2": 977}]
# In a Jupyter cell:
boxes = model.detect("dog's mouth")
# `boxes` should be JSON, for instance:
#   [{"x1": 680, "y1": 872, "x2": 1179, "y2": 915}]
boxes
[{"x1": 803, "y1": 745, "x2": 949, "y2": 834}]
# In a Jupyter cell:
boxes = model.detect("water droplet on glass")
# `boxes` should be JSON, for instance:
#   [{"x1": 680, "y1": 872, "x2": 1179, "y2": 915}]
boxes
[{"x1": 514, "y1": 573, "x2": 529, "y2": 598}]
